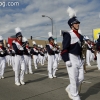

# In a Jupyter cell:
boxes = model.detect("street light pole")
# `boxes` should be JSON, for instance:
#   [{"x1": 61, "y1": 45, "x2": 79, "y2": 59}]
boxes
[{"x1": 42, "y1": 15, "x2": 53, "y2": 34}]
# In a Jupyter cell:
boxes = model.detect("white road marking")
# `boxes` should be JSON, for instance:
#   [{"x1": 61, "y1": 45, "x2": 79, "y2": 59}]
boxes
[
  {"x1": 57, "y1": 77, "x2": 69, "y2": 80},
  {"x1": 35, "y1": 73, "x2": 48, "y2": 76},
  {"x1": 34, "y1": 73, "x2": 91, "y2": 84},
  {"x1": 83, "y1": 81, "x2": 91, "y2": 83}
]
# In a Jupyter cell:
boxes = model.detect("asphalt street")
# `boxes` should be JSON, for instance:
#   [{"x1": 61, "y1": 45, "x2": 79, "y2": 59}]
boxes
[{"x1": 0, "y1": 61, "x2": 100, "y2": 100}]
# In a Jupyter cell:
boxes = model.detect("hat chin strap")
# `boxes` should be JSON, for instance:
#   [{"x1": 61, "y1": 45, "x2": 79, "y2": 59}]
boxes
[{"x1": 72, "y1": 25, "x2": 78, "y2": 31}]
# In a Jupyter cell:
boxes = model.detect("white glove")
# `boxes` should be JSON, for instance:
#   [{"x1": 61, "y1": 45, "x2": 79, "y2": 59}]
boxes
[
  {"x1": 1, "y1": 51, "x2": 4, "y2": 54},
  {"x1": 28, "y1": 50, "x2": 30, "y2": 53},
  {"x1": 19, "y1": 47, "x2": 23, "y2": 50},
  {"x1": 66, "y1": 61, "x2": 72, "y2": 67}
]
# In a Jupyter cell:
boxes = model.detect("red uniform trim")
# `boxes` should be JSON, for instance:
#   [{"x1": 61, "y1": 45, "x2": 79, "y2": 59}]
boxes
[
  {"x1": 73, "y1": 30, "x2": 80, "y2": 38},
  {"x1": 61, "y1": 50, "x2": 67, "y2": 55}
]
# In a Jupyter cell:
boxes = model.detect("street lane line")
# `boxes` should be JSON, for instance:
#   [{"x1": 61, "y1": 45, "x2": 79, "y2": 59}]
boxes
[
  {"x1": 56, "y1": 77, "x2": 69, "y2": 80},
  {"x1": 83, "y1": 81, "x2": 91, "y2": 83},
  {"x1": 34, "y1": 73, "x2": 91, "y2": 83},
  {"x1": 35, "y1": 73, "x2": 48, "y2": 76}
]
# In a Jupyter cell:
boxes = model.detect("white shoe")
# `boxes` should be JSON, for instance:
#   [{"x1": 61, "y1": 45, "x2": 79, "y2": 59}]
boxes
[
  {"x1": 53, "y1": 75, "x2": 57, "y2": 78},
  {"x1": 49, "y1": 76, "x2": 53, "y2": 79},
  {"x1": 15, "y1": 82, "x2": 20, "y2": 86},
  {"x1": 98, "y1": 68, "x2": 100, "y2": 70},
  {"x1": 56, "y1": 69, "x2": 58, "y2": 71},
  {"x1": 73, "y1": 95, "x2": 81, "y2": 100},
  {"x1": 35, "y1": 67, "x2": 37, "y2": 69},
  {"x1": 65, "y1": 87, "x2": 73, "y2": 99},
  {"x1": 29, "y1": 72, "x2": 33, "y2": 74},
  {"x1": 25, "y1": 72, "x2": 28, "y2": 74},
  {"x1": 88, "y1": 64, "x2": 91, "y2": 66},
  {"x1": 1, "y1": 76, "x2": 4, "y2": 79},
  {"x1": 20, "y1": 81, "x2": 25, "y2": 85}
]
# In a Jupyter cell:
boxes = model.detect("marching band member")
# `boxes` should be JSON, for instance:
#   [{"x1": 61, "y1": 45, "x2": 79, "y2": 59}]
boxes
[
  {"x1": 6, "y1": 43, "x2": 12, "y2": 66},
  {"x1": 12, "y1": 27, "x2": 26, "y2": 86},
  {"x1": 40, "y1": 45, "x2": 45, "y2": 66},
  {"x1": 0, "y1": 36, "x2": 7, "y2": 79},
  {"x1": 96, "y1": 35, "x2": 100, "y2": 70},
  {"x1": 11, "y1": 43, "x2": 15, "y2": 71},
  {"x1": 54, "y1": 41, "x2": 60, "y2": 65},
  {"x1": 61, "y1": 7, "x2": 84, "y2": 100},
  {"x1": 86, "y1": 39, "x2": 93, "y2": 66},
  {"x1": 37, "y1": 45, "x2": 41, "y2": 64},
  {"x1": 23, "y1": 38, "x2": 33, "y2": 74},
  {"x1": 31, "y1": 41, "x2": 38, "y2": 69},
  {"x1": 58, "y1": 46, "x2": 62, "y2": 61},
  {"x1": 44, "y1": 47, "x2": 48, "y2": 61},
  {"x1": 90, "y1": 41, "x2": 95, "y2": 62},
  {"x1": 46, "y1": 32, "x2": 57, "y2": 78}
]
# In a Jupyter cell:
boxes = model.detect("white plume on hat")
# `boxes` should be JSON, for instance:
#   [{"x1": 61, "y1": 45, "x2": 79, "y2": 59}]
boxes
[
  {"x1": 48, "y1": 32, "x2": 53, "y2": 37},
  {"x1": 38, "y1": 45, "x2": 40, "y2": 47},
  {"x1": 15, "y1": 27, "x2": 21, "y2": 33},
  {"x1": 7, "y1": 44, "x2": 10, "y2": 47},
  {"x1": 54, "y1": 40, "x2": 57, "y2": 44},
  {"x1": 22, "y1": 37, "x2": 27, "y2": 42},
  {"x1": 0, "y1": 36, "x2": 3, "y2": 41},
  {"x1": 32, "y1": 41, "x2": 36, "y2": 45},
  {"x1": 67, "y1": 6, "x2": 77, "y2": 18},
  {"x1": 40, "y1": 45, "x2": 43, "y2": 48}
]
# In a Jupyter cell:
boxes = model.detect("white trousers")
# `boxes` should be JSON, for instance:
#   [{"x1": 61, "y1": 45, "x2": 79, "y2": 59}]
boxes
[
  {"x1": 58, "y1": 53, "x2": 62, "y2": 61},
  {"x1": 40, "y1": 56, "x2": 44, "y2": 65},
  {"x1": 6, "y1": 55, "x2": 12, "y2": 66},
  {"x1": 44, "y1": 53, "x2": 47, "y2": 61},
  {"x1": 24, "y1": 55, "x2": 33, "y2": 73},
  {"x1": 48, "y1": 55, "x2": 57, "y2": 77},
  {"x1": 0, "y1": 57, "x2": 6, "y2": 77},
  {"x1": 97, "y1": 52, "x2": 100, "y2": 70},
  {"x1": 90, "y1": 53, "x2": 94, "y2": 62},
  {"x1": 55, "y1": 53, "x2": 59, "y2": 64},
  {"x1": 33, "y1": 55, "x2": 38, "y2": 69},
  {"x1": 66, "y1": 54, "x2": 84, "y2": 99},
  {"x1": 14, "y1": 55, "x2": 25, "y2": 83},
  {"x1": 11, "y1": 56, "x2": 15, "y2": 71},
  {"x1": 86, "y1": 50, "x2": 92, "y2": 65}
]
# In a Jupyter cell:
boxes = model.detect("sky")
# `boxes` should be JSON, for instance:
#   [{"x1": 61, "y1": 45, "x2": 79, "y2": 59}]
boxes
[{"x1": 0, "y1": 0, "x2": 100, "y2": 42}]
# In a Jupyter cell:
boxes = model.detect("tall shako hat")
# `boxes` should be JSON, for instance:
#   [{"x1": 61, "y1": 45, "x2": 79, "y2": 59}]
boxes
[
  {"x1": 0, "y1": 36, "x2": 3, "y2": 43},
  {"x1": 67, "y1": 7, "x2": 80, "y2": 27},
  {"x1": 15, "y1": 27, "x2": 22, "y2": 38},
  {"x1": 32, "y1": 41, "x2": 36, "y2": 46},
  {"x1": 48, "y1": 32, "x2": 54, "y2": 41}
]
